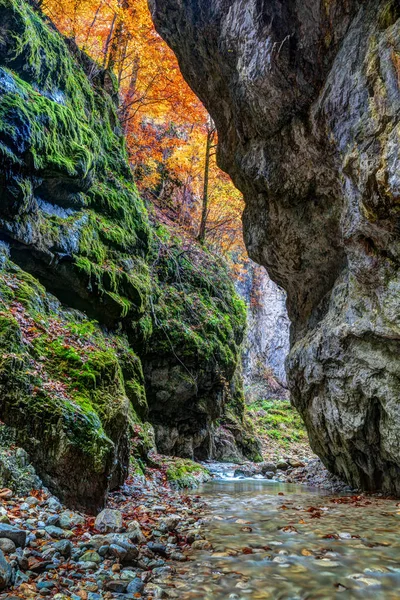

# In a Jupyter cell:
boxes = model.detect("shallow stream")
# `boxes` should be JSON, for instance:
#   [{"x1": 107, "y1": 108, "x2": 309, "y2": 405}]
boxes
[{"x1": 174, "y1": 466, "x2": 400, "y2": 599}]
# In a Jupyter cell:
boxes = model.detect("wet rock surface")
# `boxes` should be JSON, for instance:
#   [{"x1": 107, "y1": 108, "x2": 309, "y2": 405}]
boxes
[{"x1": 149, "y1": 0, "x2": 400, "y2": 495}]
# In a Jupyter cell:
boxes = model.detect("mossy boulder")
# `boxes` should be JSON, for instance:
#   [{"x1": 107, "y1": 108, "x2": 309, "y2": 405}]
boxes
[
  {"x1": 0, "y1": 0, "x2": 258, "y2": 509},
  {"x1": 0, "y1": 246, "x2": 146, "y2": 511},
  {"x1": 142, "y1": 228, "x2": 249, "y2": 460},
  {"x1": 161, "y1": 457, "x2": 210, "y2": 488}
]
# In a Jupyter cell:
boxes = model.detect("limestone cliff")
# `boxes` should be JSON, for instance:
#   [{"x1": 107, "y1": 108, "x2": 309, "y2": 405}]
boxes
[
  {"x1": 237, "y1": 261, "x2": 289, "y2": 400},
  {"x1": 150, "y1": 0, "x2": 400, "y2": 493},
  {"x1": 0, "y1": 0, "x2": 254, "y2": 510}
]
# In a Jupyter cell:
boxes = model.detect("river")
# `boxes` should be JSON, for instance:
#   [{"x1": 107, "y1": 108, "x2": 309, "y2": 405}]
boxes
[{"x1": 174, "y1": 466, "x2": 400, "y2": 599}]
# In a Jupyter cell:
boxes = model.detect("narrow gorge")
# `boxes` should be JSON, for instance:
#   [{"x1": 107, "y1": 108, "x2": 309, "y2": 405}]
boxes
[{"x1": 0, "y1": 0, "x2": 399, "y2": 598}]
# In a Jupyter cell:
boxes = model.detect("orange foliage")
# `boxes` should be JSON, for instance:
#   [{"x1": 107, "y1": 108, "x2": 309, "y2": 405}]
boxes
[{"x1": 41, "y1": 0, "x2": 247, "y2": 261}]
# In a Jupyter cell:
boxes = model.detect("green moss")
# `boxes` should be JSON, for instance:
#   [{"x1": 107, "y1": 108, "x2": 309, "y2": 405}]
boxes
[
  {"x1": 165, "y1": 458, "x2": 210, "y2": 488},
  {"x1": 0, "y1": 0, "x2": 152, "y2": 325},
  {"x1": 248, "y1": 399, "x2": 307, "y2": 451},
  {"x1": 147, "y1": 235, "x2": 246, "y2": 375},
  {"x1": 0, "y1": 254, "x2": 148, "y2": 485}
]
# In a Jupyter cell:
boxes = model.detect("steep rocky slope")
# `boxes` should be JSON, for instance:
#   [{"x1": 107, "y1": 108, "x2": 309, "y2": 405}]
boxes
[
  {"x1": 0, "y1": 0, "x2": 258, "y2": 510},
  {"x1": 150, "y1": 0, "x2": 400, "y2": 494}
]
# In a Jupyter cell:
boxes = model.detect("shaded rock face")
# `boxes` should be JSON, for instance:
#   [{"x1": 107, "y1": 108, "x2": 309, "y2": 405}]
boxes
[
  {"x1": 237, "y1": 261, "x2": 289, "y2": 399},
  {"x1": 150, "y1": 0, "x2": 400, "y2": 493},
  {"x1": 144, "y1": 358, "x2": 226, "y2": 459},
  {"x1": 142, "y1": 241, "x2": 250, "y2": 461}
]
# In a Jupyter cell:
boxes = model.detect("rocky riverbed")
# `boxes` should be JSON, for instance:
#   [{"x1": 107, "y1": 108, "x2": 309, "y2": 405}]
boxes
[
  {"x1": 0, "y1": 460, "x2": 212, "y2": 599},
  {"x1": 0, "y1": 451, "x2": 354, "y2": 599},
  {"x1": 207, "y1": 456, "x2": 352, "y2": 494}
]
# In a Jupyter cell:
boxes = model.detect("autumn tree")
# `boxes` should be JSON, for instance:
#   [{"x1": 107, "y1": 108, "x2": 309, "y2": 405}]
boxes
[{"x1": 41, "y1": 0, "x2": 248, "y2": 267}]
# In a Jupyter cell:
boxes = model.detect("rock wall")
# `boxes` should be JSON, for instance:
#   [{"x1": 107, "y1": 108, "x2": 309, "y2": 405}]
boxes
[
  {"x1": 0, "y1": 0, "x2": 255, "y2": 509},
  {"x1": 237, "y1": 261, "x2": 289, "y2": 399},
  {"x1": 150, "y1": 0, "x2": 400, "y2": 494}
]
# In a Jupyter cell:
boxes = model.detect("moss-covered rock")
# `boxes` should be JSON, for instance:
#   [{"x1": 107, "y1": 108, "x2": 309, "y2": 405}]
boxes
[
  {"x1": 164, "y1": 458, "x2": 211, "y2": 488},
  {"x1": 0, "y1": 0, "x2": 151, "y2": 326},
  {"x1": 142, "y1": 227, "x2": 248, "y2": 460},
  {"x1": 0, "y1": 0, "x2": 258, "y2": 509},
  {"x1": 0, "y1": 245, "x2": 146, "y2": 511}
]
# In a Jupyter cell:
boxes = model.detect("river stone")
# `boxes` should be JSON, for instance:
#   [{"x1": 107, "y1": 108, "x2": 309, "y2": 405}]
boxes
[
  {"x1": 158, "y1": 515, "x2": 180, "y2": 532},
  {"x1": 105, "y1": 580, "x2": 129, "y2": 593},
  {"x1": 59, "y1": 511, "x2": 85, "y2": 529},
  {"x1": 94, "y1": 509, "x2": 122, "y2": 533},
  {"x1": 126, "y1": 520, "x2": 145, "y2": 543},
  {"x1": 0, "y1": 549, "x2": 11, "y2": 589},
  {"x1": 106, "y1": 535, "x2": 138, "y2": 561},
  {"x1": 109, "y1": 544, "x2": 127, "y2": 561},
  {"x1": 149, "y1": 0, "x2": 400, "y2": 495},
  {"x1": 127, "y1": 578, "x2": 145, "y2": 594},
  {"x1": 46, "y1": 498, "x2": 62, "y2": 512},
  {"x1": 276, "y1": 461, "x2": 289, "y2": 472},
  {"x1": 260, "y1": 462, "x2": 277, "y2": 474},
  {"x1": 54, "y1": 540, "x2": 73, "y2": 558},
  {"x1": 80, "y1": 550, "x2": 102, "y2": 564},
  {"x1": 147, "y1": 542, "x2": 168, "y2": 557},
  {"x1": 0, "y1": 524, "x2": 26, "y2": 547},
  {"x1": 45, "y1": 526, "x2": 65, "y2": 539},
  {"x1": 0, "y1": 538, "x2": 16, "y2": 554},
  {"x1": 25, "y1": 496, "x2": 39, "y2": 506}
]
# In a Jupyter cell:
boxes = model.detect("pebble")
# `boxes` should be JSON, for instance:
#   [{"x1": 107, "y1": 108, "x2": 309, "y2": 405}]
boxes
[
  {"x1": 59, "y1": 510, "x2": 85, "y2": 529},
  {"x1": 44, "y1": 526, "x2": 65, "y2": 539},
  {"x1": 127, "y1": 577, "x2": 145, "y2": 593},
  {"x1": 80, "y1": 550, "x2": 102, "y2": 564},
  {"x1": 105, "y1": 580, "x2": 129, "y2": 592},
  {"x1": 54, "y1": 539, "x2": 73, "y2": 558},
  {"x1": 94, "y1": 509, "x2": 122, "y2": 533}
]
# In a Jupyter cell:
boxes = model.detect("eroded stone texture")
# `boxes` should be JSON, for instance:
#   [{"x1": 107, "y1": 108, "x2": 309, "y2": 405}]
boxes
[{"x1": 150, "y1": 0, "x2": 400, "y2": 493}]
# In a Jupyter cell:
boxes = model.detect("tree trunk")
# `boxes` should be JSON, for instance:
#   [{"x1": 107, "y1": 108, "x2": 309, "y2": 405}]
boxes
[{"x1": 197, "y1": 124, "x2": 215, "y2": 244}]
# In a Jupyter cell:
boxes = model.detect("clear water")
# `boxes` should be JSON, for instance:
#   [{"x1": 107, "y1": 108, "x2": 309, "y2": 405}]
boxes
[{"x1": 172, "y1": 475, "x2": 400, "y2": 599}]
